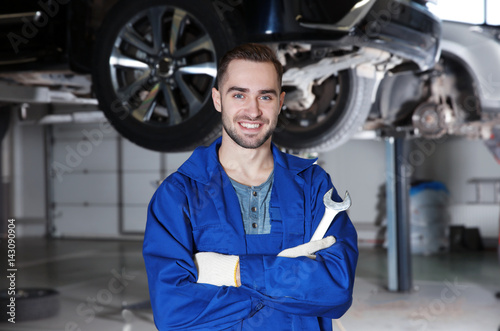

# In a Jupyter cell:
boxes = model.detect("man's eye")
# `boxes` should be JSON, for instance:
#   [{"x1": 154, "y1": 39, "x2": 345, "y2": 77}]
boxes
[
  {"x1": 234, "y1": 94, "x2": 244, "y2": 99},
  {"x1": 260, "y1": 95, "x2": 271, "y2": 100}
]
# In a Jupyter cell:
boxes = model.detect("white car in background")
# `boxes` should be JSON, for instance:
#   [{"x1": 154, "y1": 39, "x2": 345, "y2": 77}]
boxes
[{"x1": 370, "y1": 0, "x2": 500, "y2": 161}]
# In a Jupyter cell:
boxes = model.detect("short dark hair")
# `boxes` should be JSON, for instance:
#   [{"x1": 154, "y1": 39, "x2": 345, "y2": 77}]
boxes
[{"x1": 217, "y1": 43, "x2": 283, "y2": 90}]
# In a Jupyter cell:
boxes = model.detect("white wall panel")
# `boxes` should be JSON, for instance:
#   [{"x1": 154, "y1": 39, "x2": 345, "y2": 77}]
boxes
[
  {"x1": 52, "y1": 139, "x2": 118, "y2": 173},
  {"x1": 449, "y1": 204, "x2": 500, "y2": 237},
  {"x1": 53, "y1": 173, "x2": 118, "y2": 204},
  {"x1": 52, "y1": 122, "x2": 119, "y2": 139},
  {"x1": 414, "y1": 137, "x2": 499, "y2": 204},
  {"x1": 123, "y1": 206, "x2": 148, "y2": 233},
  {"x1": 13, "y1": 118, "x2": 46, "y2": 219},
  {"x1": 123, "y1": 173, "x2": 158, "y2": 205},
  {"x1": 165, "y1": 152, "x2": 193, "y2": 175},
  {"x1": 53, "y1": 205, "x2": 119, "y2": 238},
  {"x1": 319, "y1": 139, "x2": 386, "y2": 224},
  {"x1": 49, "y1": 121, "x2": 168, "y2": 238},
  {"x1": 50, "y1": 122, "x2": 123, "y2": 238},
  {"x1": 122, "y1": 139, "x2": 161, "y2": 172}
]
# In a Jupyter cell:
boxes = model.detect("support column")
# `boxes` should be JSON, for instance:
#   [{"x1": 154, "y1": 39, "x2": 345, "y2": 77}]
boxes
[
  {"x1": 0, "y1": 106, "x2": 11, "y2": 237},
  {"x1": 385, "y1": 136, "x2": 412, "y2": 292}
]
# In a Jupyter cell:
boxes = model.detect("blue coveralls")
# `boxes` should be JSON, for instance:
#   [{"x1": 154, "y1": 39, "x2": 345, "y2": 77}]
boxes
[{"x1": 143, "y1": 137, "x2": 358, "y2": 330}]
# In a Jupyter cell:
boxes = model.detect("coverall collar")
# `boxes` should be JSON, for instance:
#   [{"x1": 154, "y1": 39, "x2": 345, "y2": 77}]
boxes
[{"x1": 178, "y1": 136, "x2": 317, "y2": 183}]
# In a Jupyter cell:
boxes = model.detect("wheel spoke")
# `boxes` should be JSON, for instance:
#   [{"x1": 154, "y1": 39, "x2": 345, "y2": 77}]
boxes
[
  {"x1": 121, "y1": 25, "x2": 156, "y2": 55},
  {"x1": 169, "y1": 8, "x2": 187, "y2": 54},
  {"x1": 160, "y1": 82, "x2": 182, "y2": 125},
  {"x1": 110, "y1": 48, "x2": 150, "y2": 70},
  {"x1": 132, "y1": 83, "x2": 160, "y2": 122},
  {"x1": 117, "y1": 73, "x2": 150, "y2": 102},
  {"x1": 175, "y1": 72, "x2": 202, "y2": 112},
  {"x1": 148, "y1": 7, "x2": 166, "y2": 54},
  {"x1": 177, "y1": 62, "x2": 217, "y2": 78},
  {"x1": 174, "y1": 34, "x2": 213, "y2": 58}
]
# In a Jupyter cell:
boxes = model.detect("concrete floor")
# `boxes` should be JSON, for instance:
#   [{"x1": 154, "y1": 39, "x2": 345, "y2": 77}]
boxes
[{"x1": 1, "y1": 238, "x2": 499, "y2": 331}]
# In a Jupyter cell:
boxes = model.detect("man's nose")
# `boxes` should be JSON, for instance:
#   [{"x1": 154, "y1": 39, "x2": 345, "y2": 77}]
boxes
[{"x1": 246, "y1": 97, "x2": 262, "y2": 118}]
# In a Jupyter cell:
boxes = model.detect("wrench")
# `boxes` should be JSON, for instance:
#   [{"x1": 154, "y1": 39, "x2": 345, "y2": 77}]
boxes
[{"x1": 310, "y1": 188, "x2": 351, "y2": 241}]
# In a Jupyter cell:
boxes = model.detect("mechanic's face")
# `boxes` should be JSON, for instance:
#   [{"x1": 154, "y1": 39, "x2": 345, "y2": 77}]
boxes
[{"x1": 212, "y1": 59, "x2": 285, "y2": 149}]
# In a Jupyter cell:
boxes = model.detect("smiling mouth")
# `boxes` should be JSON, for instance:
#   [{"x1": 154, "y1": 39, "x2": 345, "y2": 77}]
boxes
[{"x1": 240, "y1": 122, "x2": 261, "y2": 129}]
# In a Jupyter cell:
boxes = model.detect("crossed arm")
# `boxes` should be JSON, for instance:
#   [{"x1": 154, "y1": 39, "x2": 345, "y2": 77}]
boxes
[{"x1": 194, "y1": 236, "x2": 337, "y2": 287}]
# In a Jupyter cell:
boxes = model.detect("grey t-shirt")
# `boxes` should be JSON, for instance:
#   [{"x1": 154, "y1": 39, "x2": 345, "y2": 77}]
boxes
[{"x1": 229, "y1": 171, "x2": 274, "y2": 235}]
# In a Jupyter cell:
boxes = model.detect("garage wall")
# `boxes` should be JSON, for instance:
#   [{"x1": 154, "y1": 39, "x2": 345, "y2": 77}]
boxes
[
  {"x1": 47, "y1": 128, "x2": 389, "y2": 241},
  {"x1": 12, "y1": 119, "x2": 46, "y2": 218},
  {"x1": 50, "y1": 122, "x2": 120, "y2": 238},
  {"x1": 318, "y1": 136, "x2": 500, "y2": 247},
  {"x1": 413, "y1": 136, "x2": 500, "y2": 244},
  {"x1": 318, "y1": 139, "x2": 387, "y2": 246},
  {"x1": 48, "y1": 121, "x2": 192, "y2": 239},
  {"x1": 11, "y1": 114, "x2": 499, "y2": 244},
  {"x1": 11, "y1": 112, "x2": 47, "y2": 237}
]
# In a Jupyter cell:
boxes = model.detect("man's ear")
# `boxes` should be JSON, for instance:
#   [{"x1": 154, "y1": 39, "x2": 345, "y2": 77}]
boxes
[
  {"x1": 212, "y1": 87, "x2": 221, "y2": 113},
  {"x1": 279, "y1": 91, "x2": 286, "y2": 114}
]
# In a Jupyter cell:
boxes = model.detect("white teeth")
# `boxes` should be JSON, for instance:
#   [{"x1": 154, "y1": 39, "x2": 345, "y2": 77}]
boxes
[{"x1": 241, "y1": 123, "x2": 260, "y2": 129}]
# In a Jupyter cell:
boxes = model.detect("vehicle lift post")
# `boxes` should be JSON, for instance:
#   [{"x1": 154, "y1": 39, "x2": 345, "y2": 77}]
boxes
[{"x1": 385, "y1": 135, "x2": 413, "y2": 292}]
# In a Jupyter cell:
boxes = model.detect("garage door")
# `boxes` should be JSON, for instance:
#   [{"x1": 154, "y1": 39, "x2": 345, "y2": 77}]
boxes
[{"x1": 49, "y1": 121, "x2": 191, "y2": 239}]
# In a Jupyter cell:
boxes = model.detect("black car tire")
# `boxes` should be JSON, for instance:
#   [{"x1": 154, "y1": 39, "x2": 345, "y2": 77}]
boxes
[
  {"x1": 0, "y1": 288, "x2": 60, "y2": 322},
  {"x1": 274, "y1": 69, "x2": 375, "y2": 152},
  {"x1": 92, "y1": 0, "x2": 233, "y2": 152}
]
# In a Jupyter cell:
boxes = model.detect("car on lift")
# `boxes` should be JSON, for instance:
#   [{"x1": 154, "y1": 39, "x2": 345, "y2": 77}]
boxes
[
  {"x1": 369, "y1": 7, "x2": 500, "y2": 161},
  {"x1": 0, "y1": 0, "x2": 441, "y2": 152}
]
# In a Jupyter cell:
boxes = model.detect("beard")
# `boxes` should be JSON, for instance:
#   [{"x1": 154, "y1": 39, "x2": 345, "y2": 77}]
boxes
[{"x1": 221, "y1": 105, "x2": 277, "y2": 149}]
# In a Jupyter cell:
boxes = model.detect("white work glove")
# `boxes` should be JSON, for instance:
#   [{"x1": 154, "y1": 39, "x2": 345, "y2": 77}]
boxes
[
  {"x1": 277, "y1": 236, "x2": 336, "y2": 259},
  {"x1": 194, "y1": 252, "x2": 240, "y2": 287}
]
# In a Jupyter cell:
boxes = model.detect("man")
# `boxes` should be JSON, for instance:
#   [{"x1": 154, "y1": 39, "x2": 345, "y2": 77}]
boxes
[{"x1": 143, "y1": 43, "x2": 358, "y2": 330}]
